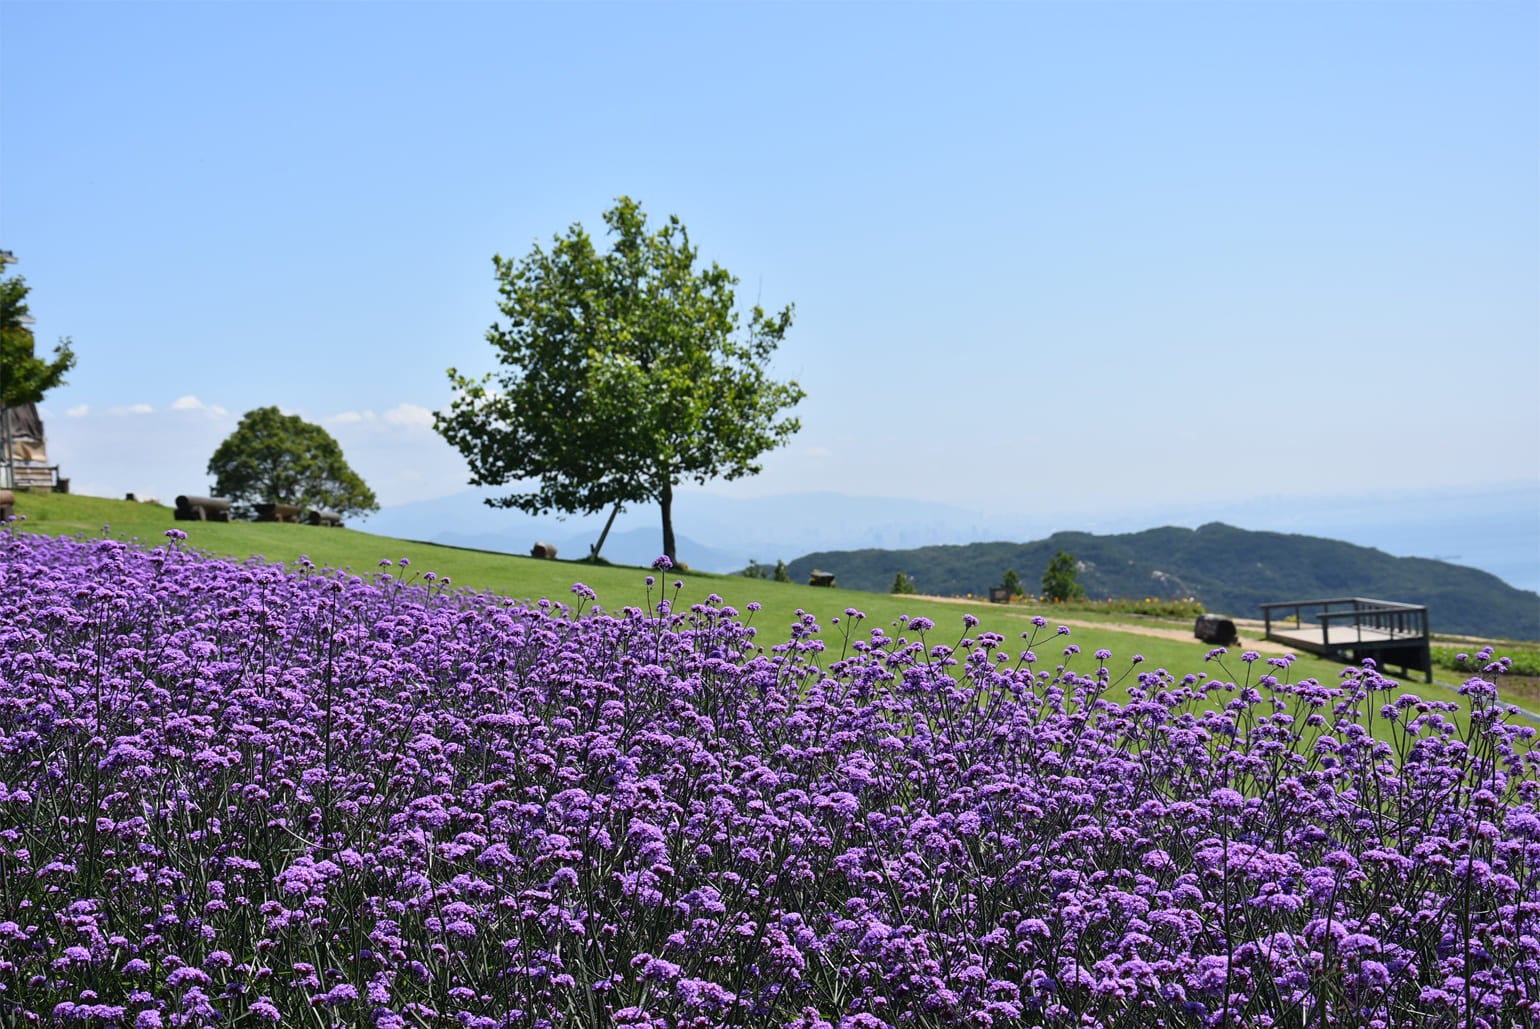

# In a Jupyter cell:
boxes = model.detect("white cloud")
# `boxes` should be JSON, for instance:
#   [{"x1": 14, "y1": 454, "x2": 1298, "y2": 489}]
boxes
[
  {"x1": 323, "y1": 404, "x2": 433, "y2": 432},
  {"x1": 383, "y1": 403, "x2": 434, "y2": 429},
  {"x1": 108, "y1": 403, "x2": 154, "y2": 416},
  {"x1": 66, "y1": 404, "x2": 90, "y2": 418},
  {"x1": 170, "y1": 395, "x2": 229, "y2": 417}
]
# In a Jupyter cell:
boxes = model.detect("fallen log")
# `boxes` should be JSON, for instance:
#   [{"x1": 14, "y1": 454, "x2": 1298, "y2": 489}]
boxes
[{"x1": 174, "y1": 495, "x2": 233, "y2": 522}]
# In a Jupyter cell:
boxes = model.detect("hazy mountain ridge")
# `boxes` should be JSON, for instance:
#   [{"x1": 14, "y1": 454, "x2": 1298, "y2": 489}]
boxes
[
  {"x1": 364, "y1": 484, "x2": 1540, "y2": 593},
  {"x1": 365, "y1": 490, "x2": 1042, "y2": 570},
  {"x1": 785, "y1": 523, "x2": 1539, "y2": 641}
]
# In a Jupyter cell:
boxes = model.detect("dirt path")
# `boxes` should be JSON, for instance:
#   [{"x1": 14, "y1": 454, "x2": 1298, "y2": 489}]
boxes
[
  {"x1": 915, "y1": 595, "x2": 1293, "y2": 654},
  {"x1": 916, "y1": 595, "x2": 1540, "y2": 718},
  {"x1": 1042, "y1": 616, "x2": 1295, "y2": 654}
]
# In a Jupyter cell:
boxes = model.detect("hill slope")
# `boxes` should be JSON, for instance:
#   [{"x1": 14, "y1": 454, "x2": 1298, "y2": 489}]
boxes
[{"x1": 787, "y1": 523, "x2": 1540, "y2": 640}]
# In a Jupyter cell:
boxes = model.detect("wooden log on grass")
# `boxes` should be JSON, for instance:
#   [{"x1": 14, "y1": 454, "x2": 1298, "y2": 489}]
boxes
[
  {"x1": 254, "y1": 502, "x2": 302, "y2": 524},
  {"x1": 305, "y1": 508, "x2": 343, "y2": 527},
  {"x1": 1194, "y1": 614, "x2": 1239, "y2": 645},
  {"x1": 174, "y1": 495, "x2": 233, "y2": 522}
]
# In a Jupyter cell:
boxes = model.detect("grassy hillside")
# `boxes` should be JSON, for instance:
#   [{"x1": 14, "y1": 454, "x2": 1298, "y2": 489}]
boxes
[
  {"x1": 787, "y1": 522, "x2": 1540, "y2": 640},
  {"x1": 9, "y1": 491, "x2": 1377, "y2": 692}
]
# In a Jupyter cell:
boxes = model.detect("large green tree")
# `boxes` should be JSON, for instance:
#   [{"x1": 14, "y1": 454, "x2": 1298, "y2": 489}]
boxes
[
  {"x1": 207, "y1": 406, "x2": 379, "y2": 519},
  {"x1": 435, "y1": 197, "x2": 805, "y2": 563},
  {"x1": 1, "y1": 266, "x2": 76, "y2": 408}
]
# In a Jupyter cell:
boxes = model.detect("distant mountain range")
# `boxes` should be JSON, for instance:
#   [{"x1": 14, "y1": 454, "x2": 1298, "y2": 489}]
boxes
[
  {"x1": 362, "y1": 490, "x2": 1062, "y2": 571},
  {"x1": 357, "y1": 486, "x2": 1539, "y2": 637},
  {"x1": 361, "y1": 483, "x2": 1540, "y2": 594},
  {"x1": 784, "y1": 523, "x2": 1539, "y2": 641}
]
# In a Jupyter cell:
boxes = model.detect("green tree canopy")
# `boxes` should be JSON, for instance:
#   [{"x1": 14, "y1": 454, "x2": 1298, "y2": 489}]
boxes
[
  {"x1": 207, "y1": 407, "x2": 379, "y2": 519},
  {"x1": 434, "y1": 197, "x2": 805, "y2": 563},
  {"x1": 891, "y1": 571, "x2": 918, "y2": 595},
  {"x1": 1, "y1": 266, "x2": 76, "y2": 408},
  {"x1": 1042, "y1": 550, "x2": 1086, "y2": 602},
  {"x1": 1002, "y1": 567, "x2": 1024, "y2": 598}
]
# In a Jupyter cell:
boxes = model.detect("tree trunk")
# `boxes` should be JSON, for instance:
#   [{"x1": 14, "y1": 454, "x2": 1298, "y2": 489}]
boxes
[
  {"x1": 660, "y1": 480, "x2": 676, "y2": 565},
  {"x1": 589, "y1": 502, "x2": 623, "y2": 561}
]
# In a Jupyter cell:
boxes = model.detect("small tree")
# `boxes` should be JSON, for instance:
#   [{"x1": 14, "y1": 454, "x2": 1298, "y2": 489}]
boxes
[
  {"x1": 741, "y1": 560, "x2": 770, "y2": 579},
  {"x1": 1001, "y1": 567, "x2": 1024, "y2": 599},
  {"x1": 891, "y1": 571, "x2": 918, "y2": 595},
  {"x1": 1041, "y1": 550, "x2": 1086, "y2": 602},
  {"x1": 208, "y1": 407, "x2": 379, "y2": 519},
  {"x1": 1, "y1": 264, "x2": 75, "y2": 409},
  {"x1": 773, "y1": 559, "x2": 792, "y2": 583},
  {"x1": 435, "y1": 196, "x2": 805, "y2": 563}
]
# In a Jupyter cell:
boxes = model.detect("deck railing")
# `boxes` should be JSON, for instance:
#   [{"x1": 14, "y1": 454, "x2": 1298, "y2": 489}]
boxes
[
  {"x1": 1261, "y1": 596, "x2": 1429, "y2": 646},
  {"x1": 1261, "y1": 596, "x2": 1431, "y2": 681},
  {"x1": 1, "y1": 462, "x2": 66, "y2": 492}
]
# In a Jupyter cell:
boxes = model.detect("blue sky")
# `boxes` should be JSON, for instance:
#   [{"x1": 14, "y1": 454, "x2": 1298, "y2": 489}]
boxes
[{"x1": 3, "y1": 2, "x2": 1536, "y2": 541}]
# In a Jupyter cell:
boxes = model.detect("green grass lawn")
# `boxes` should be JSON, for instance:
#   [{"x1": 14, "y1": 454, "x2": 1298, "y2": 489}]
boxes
[{"x1": 8, "y1": 491, "x2": 1518, "y2": 710}]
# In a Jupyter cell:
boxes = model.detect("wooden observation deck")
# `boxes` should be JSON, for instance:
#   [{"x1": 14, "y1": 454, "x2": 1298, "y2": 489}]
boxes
[{"x1": 1261, "y1": 597, "x2": 1432, "y2": 683}]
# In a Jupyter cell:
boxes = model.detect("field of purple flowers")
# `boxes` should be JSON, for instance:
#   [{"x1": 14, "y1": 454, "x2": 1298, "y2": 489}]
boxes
[{"x1": 2, "y1": 528, "x2": 1538, "y2": 1028}]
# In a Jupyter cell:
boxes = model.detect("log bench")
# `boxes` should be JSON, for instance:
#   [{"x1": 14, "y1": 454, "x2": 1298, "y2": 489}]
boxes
[
  {"x1": 174, "y1": 495, "x2": 233, "y2": 522},
  {"x1": 305, "y1": 509, "x2": 343, "y2": 527},
  {"x1": 254, "y1": 502, "x2": 303, "y2": 524}
]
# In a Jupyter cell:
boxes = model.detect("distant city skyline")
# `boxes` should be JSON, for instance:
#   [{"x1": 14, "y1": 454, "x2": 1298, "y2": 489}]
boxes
[{"x1": 4, "y1": 3, "x2": 1535, "y2": 549}]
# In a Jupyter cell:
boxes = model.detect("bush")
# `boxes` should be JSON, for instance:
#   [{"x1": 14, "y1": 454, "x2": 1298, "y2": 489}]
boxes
[
  {"x1": 891, "y1": 570, "x2": 918, "y2": 594},
  {"x1": 1082, "y1": 596, "x2": 1206, "y2": 618},
  {"x1": 1041, "y1": 549, "x2": 1086, "y2": 602},
  {"x1": 1433, "y1": 644, "x2": 1540, "y2": 678}
]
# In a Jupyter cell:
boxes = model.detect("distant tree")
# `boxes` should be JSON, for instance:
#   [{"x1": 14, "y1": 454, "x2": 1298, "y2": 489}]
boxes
[
  {"x1": 891, "y1": 571, "x2": 918, "y2": 595},
  {"x1": 434, "y1": 196, "x2": 804, "y2": 564},
  {"x1": 1, "y1": 264, "x2": 76, "y2": 408},
  {"x1": 773, "y1": 559, "x2": 792, "y2": 584},
  {"x1": 741, "y1": 560, "x2": 770, "y2": 579},
  {"x1": 208, "y1": 407, "x2": 379, "y2": 519},
  {"x1": 1041, "y1": 550, "x2": 1086, "y2": 602},
  {"x1": 1001, "y1": 567, "x2": 1024, "y2": 599}
]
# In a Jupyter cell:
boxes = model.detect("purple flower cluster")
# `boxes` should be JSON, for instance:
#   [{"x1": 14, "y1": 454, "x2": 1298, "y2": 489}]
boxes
[{"x1": 1, "y1": 529, "x2": 1537, "y2": 1027}]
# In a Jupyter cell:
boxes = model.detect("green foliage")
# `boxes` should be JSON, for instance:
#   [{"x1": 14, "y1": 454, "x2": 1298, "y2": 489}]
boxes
[
  {"x1": 1432, "y1": 646, "x2": 1540, "y2": 678},
  {"x1": 1041, "y1": 550, "x2": 1086, "y2": 602},
  {"x1": 1, "y1": 265, "x2": 75, "y2": 408},
  {"x1": 783, "y1": 525, "x2": 1538, "y2": 641},
  {"x1": 207, "y1": 407, "x2": 379, "y2": 519},
  {"x1": 891, "y1": 571, "x2": 918, "y2": 595},
  {"x1": 1079, "y1": 597, "x2": 1206, "y2": 619},
  {"x1": 1001, "y1": 567, "x2": 1023, "y2": 598},
  {"x1": 436, "y1": 196, "x2": 805, "y2": 563},
  {"x1": 744, "y1": 558, "x2": 795, "y2": 583}
]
